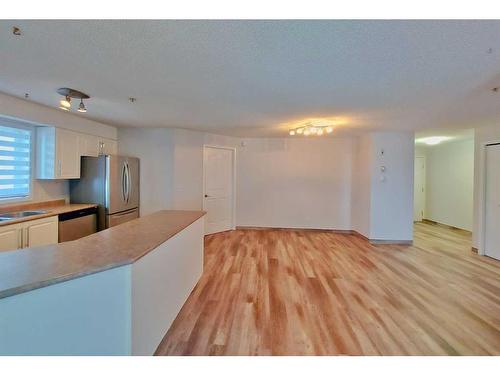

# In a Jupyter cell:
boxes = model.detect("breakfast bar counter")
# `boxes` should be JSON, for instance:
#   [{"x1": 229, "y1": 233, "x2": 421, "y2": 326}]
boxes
[{"x1": 0, "y1": 210, "x2": 206, "y2": 355}]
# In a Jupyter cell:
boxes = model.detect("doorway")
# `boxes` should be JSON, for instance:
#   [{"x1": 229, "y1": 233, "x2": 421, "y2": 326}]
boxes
[
  {"x1": 203, "y1": 146, "x2": 235, "y2": 235},
  {"x1": 414, "y1": 156, "x2": 426, "y2": 222}
]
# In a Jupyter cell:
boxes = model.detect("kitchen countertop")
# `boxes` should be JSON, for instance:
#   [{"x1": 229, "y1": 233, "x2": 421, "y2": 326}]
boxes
[
  {"x1": 0, "y1": 199, "x2": 97, "y2": 227},
  {"x1": 0, "y1": 210, "x2": 205, "y2": 299}
]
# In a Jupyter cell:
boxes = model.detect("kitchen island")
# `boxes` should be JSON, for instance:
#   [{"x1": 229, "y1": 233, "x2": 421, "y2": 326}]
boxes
[{"x1": 0, "y1": 210, "x2": 205, "y2": 355}]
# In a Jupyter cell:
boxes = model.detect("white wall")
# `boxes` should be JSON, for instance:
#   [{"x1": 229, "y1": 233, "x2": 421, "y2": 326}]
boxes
[
  {"x1": 0, "y1": 93, "x2": 117, "y2": 139},
  {"x1": 424, "y1": 139, "x2": 474, "y2": 231},
  {"x1": 473, "y1": 123, "x2": 500, "y2": 250},
  {"x1": 351, "y1": 132, "x2": 414, "y2": 241},
  {"x1": 119, "y1": 127, "x2": 415, "y2": 240},
  {"x1": 415, "y1": 145, "x2": 427, "y2": 158},
  {"x1": 0, "y1": 92, "x2": 118, "y2": 206},
  {"x1": 121, "y1": 128, "x2": 356, "y2": 231},
  {"x1": 237, "y1": 137, "x2": 353, "y2": 230},
  {"x1": 31, "y1": 180, "x2": 69, "y2": 203},
  {"x1": 172, "y1": 129, "x2": 239, "y2": 210},
  {"x1": 119, "y1": 127, "x2": 355, "y2": 230},
  {"x1": 118, "y1": 128, "x2": 174, "y2": 216},
  {"x1": 369, "y1": 132, "x2": 414, "y2": 241},
  {"x1": 351, "y1": 134, "x2": 372, "y2": 237},
  {"x1": 118, "y1": 128, "x2": 239, "y2": 215}
]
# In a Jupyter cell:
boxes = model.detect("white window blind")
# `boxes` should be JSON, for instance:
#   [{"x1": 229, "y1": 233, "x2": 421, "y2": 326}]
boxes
[{"x1": 0, "y1": 124, "x2": 31, "y2": 199}]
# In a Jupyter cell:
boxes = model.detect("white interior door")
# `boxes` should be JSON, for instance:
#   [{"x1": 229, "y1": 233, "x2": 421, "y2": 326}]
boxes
[
  {"x1": 414, "y1": 156, "x2": 426, "y2": 222},
  {"x1": 203, "y1": 146, "x2": 234, "y2": 235},
  {"x1": 484, "y1": 144, "x2": 500, "y2": 260}
]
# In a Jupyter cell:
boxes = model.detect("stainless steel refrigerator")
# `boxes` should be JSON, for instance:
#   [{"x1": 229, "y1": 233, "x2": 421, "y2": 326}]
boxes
[{"x1": 70, "y1": 155, "x2": 140, "y2": 230}]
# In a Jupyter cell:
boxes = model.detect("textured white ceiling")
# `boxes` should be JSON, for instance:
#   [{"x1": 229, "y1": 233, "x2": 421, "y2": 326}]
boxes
[{"x1": 1, "y1": 20, "x2": 500, "y2": 137}]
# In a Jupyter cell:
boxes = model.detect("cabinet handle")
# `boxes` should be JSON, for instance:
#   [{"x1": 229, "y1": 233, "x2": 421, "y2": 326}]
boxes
[
  {"x1": 18, "y1": 229, "x2": 23, "y2": 249},
  {"x1": 57, "y1": 160, "x2": 62, "y2": 177},
  {"x1": 20, "y1": 228, "x2": 28, "y2": 248}
]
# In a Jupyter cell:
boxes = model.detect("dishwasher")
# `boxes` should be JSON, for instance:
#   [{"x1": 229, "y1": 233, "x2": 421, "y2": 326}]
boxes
[{"x1": 58, "y1": 207, "x2": 98, "y2": 242}]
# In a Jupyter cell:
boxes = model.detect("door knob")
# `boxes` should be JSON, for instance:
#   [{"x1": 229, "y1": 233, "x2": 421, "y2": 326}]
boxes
[{"x1": 204, "y1": 194, "x2": 209, "y2": 198}]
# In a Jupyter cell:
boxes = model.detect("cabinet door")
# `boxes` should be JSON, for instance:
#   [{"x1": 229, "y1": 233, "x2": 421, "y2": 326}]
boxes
[
  {"x1": 0, "y1": 224, "x2": 22, "y2": 252},
  {"x1": 78, "y1": 134, "x2": 100, "y2": 157},
  {"x1": 24, "y1": 216, "x2": 58, "y2": 248},
  {"x1": 99, "y1": 138, "x2": 118, "y2": 155},
  {"x1": 107, "y1": 140, "x2": 118, "y2": 155},
  {"x1": 56, "y1": 128, "x2": 81, "y2": 178}
]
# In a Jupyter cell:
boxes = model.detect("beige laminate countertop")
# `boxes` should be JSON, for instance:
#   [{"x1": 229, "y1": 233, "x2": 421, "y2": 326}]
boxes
[
  {"x1": 0, "y1": 210, "x2": 206, "y2": 299},
  {"x1": 0, "y1": 203, "x2": 98, "y2": 227}
]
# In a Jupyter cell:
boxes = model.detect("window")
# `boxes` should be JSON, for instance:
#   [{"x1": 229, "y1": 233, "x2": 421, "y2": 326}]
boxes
[{"x1": 0, "y1": 124, "x2": 32, "y2": 200}]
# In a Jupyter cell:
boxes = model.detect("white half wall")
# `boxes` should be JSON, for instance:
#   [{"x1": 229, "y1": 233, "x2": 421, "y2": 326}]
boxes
[
  {"x1": 131, "y1": 217, "x2": 203, "y2": 355},
  {"x1": 0, "y1": 265, "x2": 131, "y2": 355},
  {"x1": 0, "y1": 216, "x2": 205, "y2": 355},
  {"x1": 424, "y1": 139, "x2": 474, "y2": 231}
]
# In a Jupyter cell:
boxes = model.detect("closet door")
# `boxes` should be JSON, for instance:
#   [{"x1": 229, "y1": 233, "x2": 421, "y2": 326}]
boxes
[{"x1": 484, "y1": 144, "x2": 500, "y2": 260}]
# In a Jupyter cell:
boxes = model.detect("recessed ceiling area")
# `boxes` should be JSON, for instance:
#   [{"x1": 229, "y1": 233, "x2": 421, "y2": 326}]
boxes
[
  {"x1": 415, "y1": 128, "x2": 474, "y2": 146},
  {"x1": 1, "y1": 20, "x2": 500, "y2": 137}
]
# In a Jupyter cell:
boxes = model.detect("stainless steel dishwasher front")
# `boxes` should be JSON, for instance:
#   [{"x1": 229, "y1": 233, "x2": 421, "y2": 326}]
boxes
[{"x1": 58, "y1": 207, "x2": 98, "y2": 242}]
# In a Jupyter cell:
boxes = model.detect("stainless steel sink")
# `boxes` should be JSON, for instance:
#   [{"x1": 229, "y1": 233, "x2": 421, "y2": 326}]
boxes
[{"x1": 0, "y1": 210, "x2": 48, "y2": 221}]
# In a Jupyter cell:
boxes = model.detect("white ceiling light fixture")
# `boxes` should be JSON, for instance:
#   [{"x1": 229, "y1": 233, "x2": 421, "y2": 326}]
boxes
[
  {"x1": 416, "y1": 136, "x2": 450, "y2": 146},
  {"x1": 59, "y1": 95, "x2": 71, "y2": 109},
  {"x1": 57, "y1": 88, "x2": 90, "y2": 113},
  {"x1": 289, "y1": 123, "x2": 334, "y2": 137}
]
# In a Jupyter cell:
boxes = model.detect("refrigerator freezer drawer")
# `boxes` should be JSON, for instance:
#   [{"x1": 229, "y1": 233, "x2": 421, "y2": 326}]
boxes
[{"x1": 106, "y1": 208, "x2": 139, "y2": 228}]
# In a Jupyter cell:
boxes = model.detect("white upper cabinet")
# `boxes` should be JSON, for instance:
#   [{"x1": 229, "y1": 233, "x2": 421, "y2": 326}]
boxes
[
  {"x1": 36, "y1": 127, "x2": 118, "y2": 179},
  {"x1": 36, "y1": 127, "x2": 81, "y2": 179},
  {"x1": 99, "y1": 138, "x2": 118, "y2": 155},
  {"x1": 78, "y1": 134, "x2": 117, "y2": 157},
  {"x1": 78, "y1": 133, "x2": 101, "y2": 157}
]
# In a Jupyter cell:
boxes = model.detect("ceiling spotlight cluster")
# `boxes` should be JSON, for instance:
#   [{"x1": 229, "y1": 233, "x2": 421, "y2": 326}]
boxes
[
  {"x1": 289, "y1": 124, "x2": 333, "y2": 136},
  {"x1": 57, "y1": 88, "x2": 89, "y2": 113}
]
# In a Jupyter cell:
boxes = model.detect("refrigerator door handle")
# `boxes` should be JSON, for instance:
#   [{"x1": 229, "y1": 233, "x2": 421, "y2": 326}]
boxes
[
  {"x1": 126, "y1": 162, "x2": 132, "y2": 204},
  {"x1": 121, "y1": 162, "x2": 128, "y2": 203}
]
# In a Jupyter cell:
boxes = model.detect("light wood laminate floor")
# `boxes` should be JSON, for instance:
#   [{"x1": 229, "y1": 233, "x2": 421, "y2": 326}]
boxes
[{"x1": 156, "y1": 222, "x2": 500, "y2": 355}]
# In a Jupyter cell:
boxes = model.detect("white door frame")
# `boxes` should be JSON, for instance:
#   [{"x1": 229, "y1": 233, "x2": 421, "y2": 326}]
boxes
[
  {"x1": 202, "y1": 145, "x2": 237, "y2": 232},
  {"x1": 414, "y1": 156, "x2": 426, "y2": 222},
  {"x1": 478, "y1": 140, "x2": 500, "y2": 256}
]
